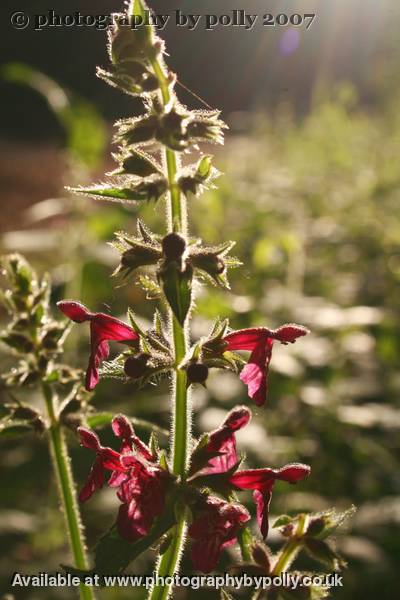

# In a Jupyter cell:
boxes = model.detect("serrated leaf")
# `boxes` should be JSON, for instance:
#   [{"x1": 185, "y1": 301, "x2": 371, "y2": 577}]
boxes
[{"x1": 68, "y1": 184, "x2": 151, "y2": 202}]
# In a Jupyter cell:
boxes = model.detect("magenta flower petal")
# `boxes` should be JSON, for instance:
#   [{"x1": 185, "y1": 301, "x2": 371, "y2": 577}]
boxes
[
  {"x1": 223, "y1": 405, "x2": 251, "y2": 431},
  {"x1": 58, "y1": 299, "x2": 139, "y2": 391},
  {"x1": 230, "y1": 463, "x2": 311, "y2": 538},
  {"x1": 112, "y1": 414, "x2": 154, "y2": 461},
  {"x1": 223, "y1": 324, "x2": 308, "y2": 406},
  {"x1": 230, "y1": 468, "x2": 276, "y2": 491},
  {"x1": 272, "y1": 324, "x2": 309, "y2": 344},
  {"x1": 254, "y1": 489, "x2": 272, "y2": 538},
  {"x1": 189, "y1": 497, "x2": 250, "y2": 573},
  {"x1": 275, "y1": 463, "x2": 312, "y2": 483},
  {"x1": 57, "y1": 300, "x2": 92, "y2": 323},
  {"x1": 77, "y1": 426, "x2": 124, "y2": 502},
  {"x1": 112, "y1": 414, "x2": 134, "y2": 439},
  {"x1": 191, "y1": 406, "x2": 251, "y2": 476},
  {"x1": 116, "y1": 464, "x2": 169, "y2": 542},
  {"x1": 78, "y1": 427, "x2": 101, "y2": 451},
  {"x1": 223, "y1": 327, "x2": 273, "y2": 351},
  {"x1": 79, "y1": 458, "x2": 104, "y2": 503}
]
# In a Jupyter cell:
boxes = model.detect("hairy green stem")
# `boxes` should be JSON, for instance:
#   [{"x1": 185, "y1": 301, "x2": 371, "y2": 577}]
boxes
[
  {"x1": 272, "y1": 514, "x2": 308, "y2": 576},
  {"x1": 148, "y1": 52, "x2": 190, "y2": 600},
  {"x1": 42, "y1": 383, "x2": 94, "y2": 600}
]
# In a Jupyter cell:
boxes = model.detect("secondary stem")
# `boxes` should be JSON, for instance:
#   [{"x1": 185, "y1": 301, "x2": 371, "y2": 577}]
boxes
[
  {"x1": 148, "y1": 53, "x2": 190, "y2": 600},
  {"x1": 272, "y1": 513, "x2": 308, "y2": 576},
  {"x1": 42, "y1": 383, "x2": 94, "y2": 600}
]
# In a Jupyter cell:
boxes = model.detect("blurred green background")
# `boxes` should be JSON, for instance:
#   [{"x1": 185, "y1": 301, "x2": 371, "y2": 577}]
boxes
[{"x1": 1, "y1": 1, "x2": 399, "y2": 599}]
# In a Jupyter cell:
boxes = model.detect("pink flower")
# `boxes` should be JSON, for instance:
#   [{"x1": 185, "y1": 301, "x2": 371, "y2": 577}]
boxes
[
  {"x1": 111, "y1": 414, "x2": 154, "y2": 460},
  {"x1": 223, "y1": 324, "x2": 309, "y2": 406},
  {"x1": 230, "y1": 463, "x2": 311, "y2": 538},
  {"x1": 116, "y1": 455, "x2": 169, "y2": 542},
  {"x1": 189, "y1": 406, "x2": 251, "y2": 477},
  {"x1": 188, "y1": 496, "x2": 250, "y2": 573},
  {"x1": 109, "y1": 414, "x2": 155, "y2": 487},
  {"x1": 77, "y1": 427, "x2": 124, "y2": 502},
  {"x1": 77, "y1": 420, "x2": 171, "y2": 542},
  {"x1": 57, "y1": 300, "x2": 139, "y2": 391}
]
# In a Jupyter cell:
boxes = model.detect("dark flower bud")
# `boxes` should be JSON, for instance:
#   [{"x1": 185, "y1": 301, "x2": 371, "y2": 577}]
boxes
[
  {"x1": 37, "y1": 354, "x2": 49, "y2": 373},
  {"x1": 97, "y1": 64, "x2": 159, "y2": 97},
  {"x1": 116, "y1": 151, "x2": 161, "y2": 177},
  {"x1": 108, "y1": 16, "x2": 154, "y2": 65},
  {"x1": 187, "y1": 361, "x2": 209, "y2": 385},
  {"x1": 306, "y1": 517, "x2": 325, "y2": 537},
  {"x1": 251, "y1": 542, "x2": 272, "y2": 572},
  {"x1": 124, "y1": 352, "x2": 150, "y2": 379},
  {"x1": 186, "y1": 112, "x2": 226, "y2": 145},
  {"x1": 22, "y1": 371, "x2": 40, "y2": 385},
  {"x1": 161, "y1": 233, "x2": 186, "y2": 261},
  {"x1": 1, "y1": 332, "x2": 35, "y2": 354},
  {"x1": 13, "y1": 316, "x2": 30, "y2": 330},
  {"x1": 156, "y1": 109, "x2": 188, "y2": 151},
  {"x1": 189, "y1": 251, "x2": 225, "y2": 277},
  {"x1": 119, "y1": 243, "x2": 161, "y2": 274},
  {"x1": 13, "y1": 405, "x2": 41, "y2": 421},
  {"x1": 119, "y1": 115, "x2": 158, "y2": 145}
]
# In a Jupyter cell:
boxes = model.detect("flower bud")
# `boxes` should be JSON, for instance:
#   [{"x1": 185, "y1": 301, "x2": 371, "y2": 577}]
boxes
[
  {"x1": 189, "y1": 251, "x2": 226, "y2": 277},
  {"x1": 186, "y1": 361, "x2": 209, "y2": 385},
  {"x1": 116, "y1": 151, "x2": 161, "y2": 177},
  {"x1": 251, "y1": 542, "x2": 271, "y2": 573},
  {"x1": 161, "y1": 233, "x2": 186, "y2": 262},
  {"x1": 119, "y1": 243, "x2": 161, "y2": 274},
  {"x1": 108, "y1": 16, "x2": 154, "y2": 65},
  {"x1": 119, "y1": 115, "x2": 158, "y2": 145},
  {"x1": 124, "y1": 353, "x2": 150, "y2": 379},
  {"x1": 156, "y1": 109, "x2": 188, "y2": 151},
  {"x1": 1, "y1": 332, "x2": 35, "y2": 354}
]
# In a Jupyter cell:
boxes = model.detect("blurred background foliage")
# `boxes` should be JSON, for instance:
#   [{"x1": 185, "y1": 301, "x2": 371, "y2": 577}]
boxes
[{"x1": 1, "y1": 0, "x2": 400, "y2": 599}]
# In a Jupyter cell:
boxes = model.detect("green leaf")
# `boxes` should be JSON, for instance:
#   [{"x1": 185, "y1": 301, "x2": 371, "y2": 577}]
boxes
[
  {"x1": 0, "y1": 420, "x2": 35, "y2": 438},
  {"x1": 127, "y1": 308, "x2": 146, "y2": 337},
  {"x1": 303, "y1": 538, "x2": 346, "y2": 571},
  {"x1": 67, "y1": 184, "x2": 151, "y2": 202},
  {"x1": 273, "y1": 515, "x2": 294, "y2": 528},
  {"x1": 86, "y1": 412, "x2": 114, "y2": 429},
  {"x1": 159, "y1": 262, "x2": 193, "y2": 326}
]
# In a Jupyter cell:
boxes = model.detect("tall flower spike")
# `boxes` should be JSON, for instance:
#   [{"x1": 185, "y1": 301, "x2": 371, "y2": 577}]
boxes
[
  {"x1": 230, "y1": 463, "x2": 311, "y2": 538},
  {"x1": 223, "y1": 324, "x2": 309, "y2": 406},
  {"x1": 57, "y1": 300, "x2": 139, "y2": 390}
]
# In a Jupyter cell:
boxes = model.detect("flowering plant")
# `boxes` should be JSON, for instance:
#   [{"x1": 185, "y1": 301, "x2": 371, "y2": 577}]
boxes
[{"x1": 0, "y1": 2, "x2": 354, "y2": 599}]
